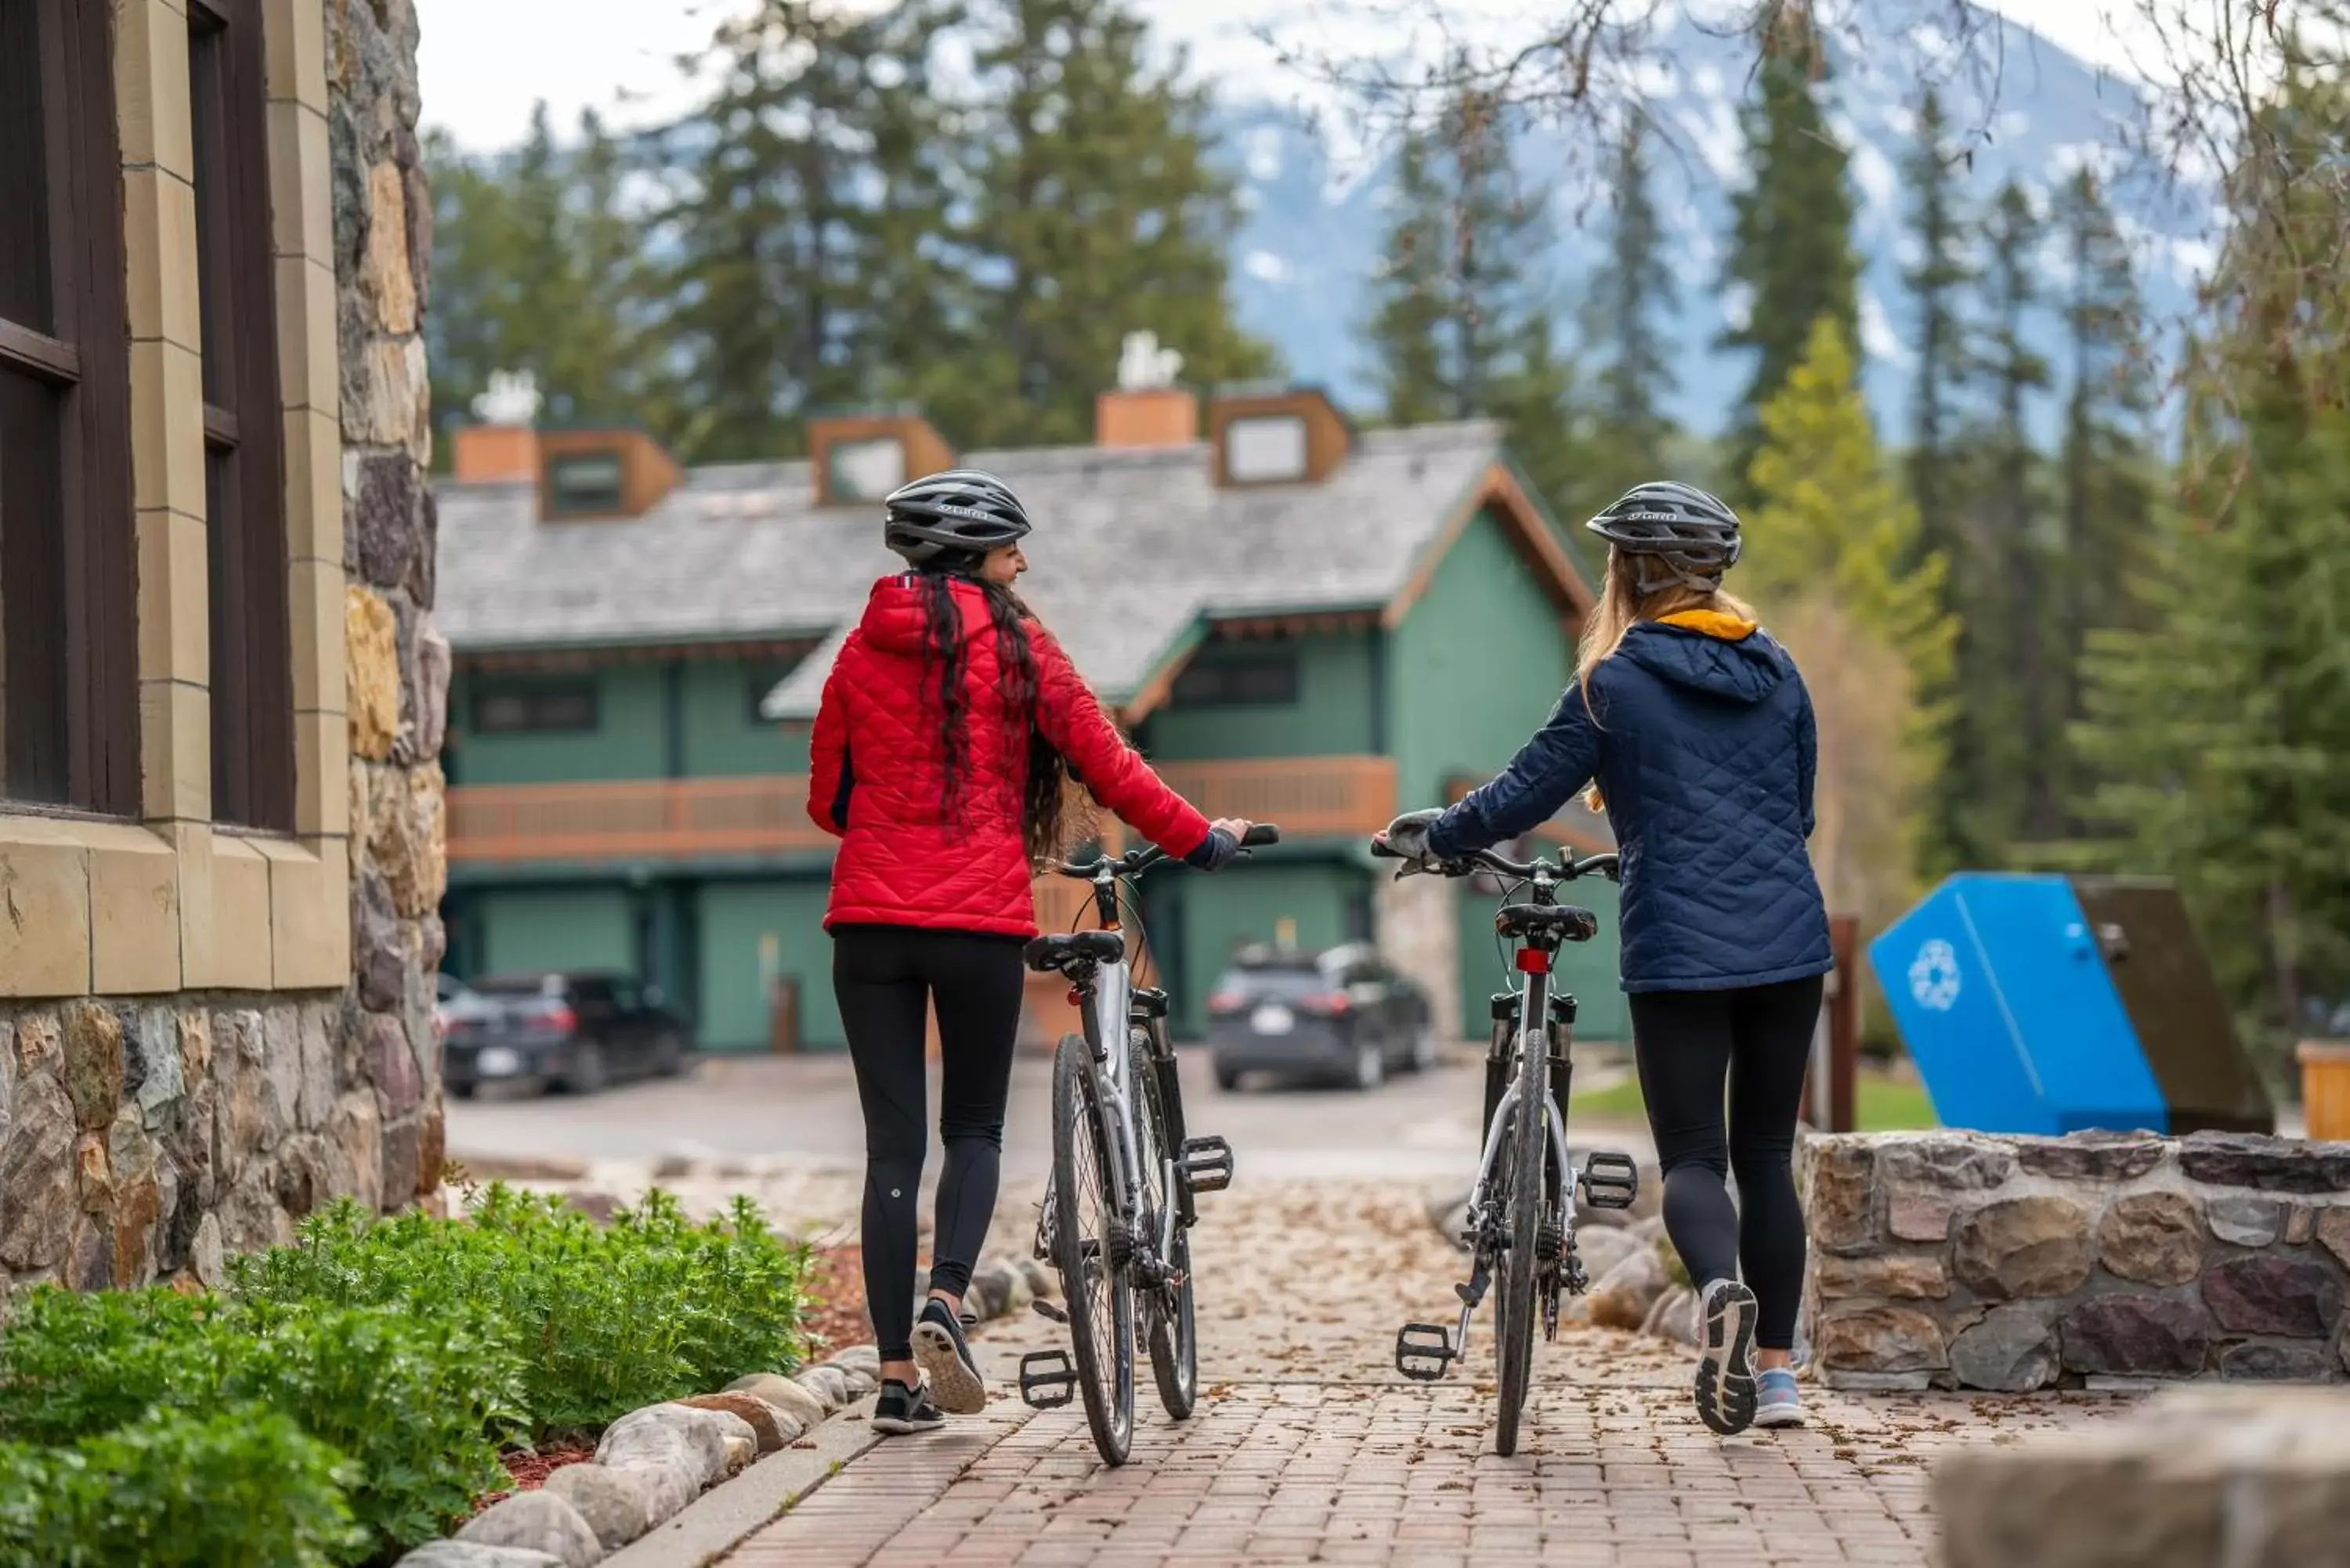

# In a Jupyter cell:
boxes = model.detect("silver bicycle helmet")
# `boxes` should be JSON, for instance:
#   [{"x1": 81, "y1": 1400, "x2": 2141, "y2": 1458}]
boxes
[
  {"x1": 883, "y1": 469, "x2": 1032, "y2": 566},
  {"x1": 1585, "y1": 481, "x2": 1743, "y2": 593}
]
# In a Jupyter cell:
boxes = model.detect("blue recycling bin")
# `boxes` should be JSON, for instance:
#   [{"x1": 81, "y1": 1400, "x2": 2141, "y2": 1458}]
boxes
[{"x1": 1869, "y1": 873, "x2": 2173, "y2": 1135}]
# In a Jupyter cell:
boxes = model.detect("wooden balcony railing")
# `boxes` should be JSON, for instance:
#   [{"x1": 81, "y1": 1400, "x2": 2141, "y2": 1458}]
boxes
[
  {"x1": 446, "y1": 777, "x2": 833, "y2": 864},
  {"x1": 448, "y1": 757, "x2": 1400, "y2": 867},
  {"x1": 1153, "y1": 756, "x2": 1397, "y2": 840}
]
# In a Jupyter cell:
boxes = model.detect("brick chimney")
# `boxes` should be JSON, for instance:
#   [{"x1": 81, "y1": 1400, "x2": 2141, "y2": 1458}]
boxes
[
  {"x1": 1095, "y1": 331, "x2": 1198, "y2": 448},
  {"x1": 454, "y1": 370, "x2": 541, "y2": 482}
]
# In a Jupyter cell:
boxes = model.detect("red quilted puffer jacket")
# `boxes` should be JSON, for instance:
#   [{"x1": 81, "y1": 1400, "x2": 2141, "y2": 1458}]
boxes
[{"x1": 808, "y1": 575, "x2": 1213, "y2": 938}]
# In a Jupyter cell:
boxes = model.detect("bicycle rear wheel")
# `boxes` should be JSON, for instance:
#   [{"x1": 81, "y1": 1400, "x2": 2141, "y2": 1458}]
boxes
[
  {"x1": 1050, "y1": 1033, "x2": 1135, "y2": 1465},
  {"x1": 1494, "y1": 1030, "x2": 1546, "y2": 1458},
  {"x1": 1131, "y1": 1030, "x2": 1198, "y2": 1420}
]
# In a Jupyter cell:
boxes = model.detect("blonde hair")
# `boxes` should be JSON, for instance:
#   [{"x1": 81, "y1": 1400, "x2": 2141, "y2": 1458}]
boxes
[{"x1": 1574, "y1": 545, "x2": 1755, "y2": 811}]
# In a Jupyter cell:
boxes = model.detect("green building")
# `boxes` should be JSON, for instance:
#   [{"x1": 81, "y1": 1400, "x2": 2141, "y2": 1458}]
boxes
[{"x1": 433, "y1": 388, "x2": 1624, "y2": 1051}]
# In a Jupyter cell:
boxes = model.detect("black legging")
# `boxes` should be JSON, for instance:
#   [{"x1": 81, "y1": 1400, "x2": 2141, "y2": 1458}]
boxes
[
  {"x1": 1628, "y1": 974, "x2": 1824, "y2": 1351},
  {"x1": 833, "y1": 926, "x2": 1026, "y2": 1362}
]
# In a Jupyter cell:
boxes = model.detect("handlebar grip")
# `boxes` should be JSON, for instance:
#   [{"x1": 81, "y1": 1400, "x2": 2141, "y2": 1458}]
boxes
[
  {"x1": 1241, "y1": 824, "x2": 1282, "y2": 848},
  {"x1": 1368, "y1": 839, "x2": 1406, "y2": 858}
]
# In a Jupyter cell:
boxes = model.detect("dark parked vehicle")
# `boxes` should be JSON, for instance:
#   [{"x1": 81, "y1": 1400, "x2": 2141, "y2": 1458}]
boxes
[
  {"x1": 442, "y1": 970, "x2": 692, "y2": 1098},
  {"x1": 1208, "y1": 944, "x2": 1436, "y2": 1092}
]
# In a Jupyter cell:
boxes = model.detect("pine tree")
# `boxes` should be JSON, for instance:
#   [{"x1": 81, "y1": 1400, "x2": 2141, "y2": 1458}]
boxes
[
  {"x1": 425, "y1": 107, "x2": 656, "y2": 455},
  {"x1": 1979, "y1": 180, "x2": 2057, "y2": 841},
  {"x1": 1900, "y1": 89, "x2": 1981, "y2": 873},
  {"x1": 1361, "y1": 80, "x2": 1591, "y2": 518},
  {"x1": 930, "y1": 0, "x2": 1274, "y2": 448},
  {"x1": 649, "y1": 0, "x2": 960, "y2": 462},
  {"x1": 1718, "y1": 22, "x2": 1862, "y2": 497},
  {"x1": 1744, "y1": 316, "x2": 1956, "y2": 896},
  {"x1": 1582, "y1": 120, "x2": 1677, "y2": 503}
]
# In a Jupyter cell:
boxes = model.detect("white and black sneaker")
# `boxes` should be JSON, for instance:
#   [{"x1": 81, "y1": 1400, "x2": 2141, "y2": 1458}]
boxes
[
  {"x1": 913, "y1": 1297, "x2": 987, "y2": 1415},
  {"x1": 871, "y1": 1377, "x2": 945, "y2": 1436},
  {"x1": 1694, "y1": 1278, "x2": 1760, "y2": 1436}
]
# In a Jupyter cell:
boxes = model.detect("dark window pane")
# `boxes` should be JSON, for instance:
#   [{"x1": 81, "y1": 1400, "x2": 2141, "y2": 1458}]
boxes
[
  {"x1": 0, "y1": 369, "x2": 68, "y2": 803},
  {"x1": 474, "y1": 679, "x2": 600, "y2": 735},
  {"x1": 0, "y1": 0, "x2": 52, "y2": 332},
  {"x1": 1170, "y1": 649, "x2": 1299, "y2": 709},
  {"x1": 548, "y1": 451, "x2": 625, "y2": 515}
]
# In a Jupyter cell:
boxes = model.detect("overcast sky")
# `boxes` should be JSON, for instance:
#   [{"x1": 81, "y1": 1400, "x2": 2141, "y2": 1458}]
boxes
[{"x1": 414, "y1": 0, "x2": 2171, "y2": 153}]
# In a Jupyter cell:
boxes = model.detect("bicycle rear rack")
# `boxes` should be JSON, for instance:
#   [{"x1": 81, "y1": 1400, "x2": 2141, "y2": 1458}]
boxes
[
  {"x1": 1019, "y1": 1348, "x2": 1077, "y2": 1410},
  {"x1": 1178, "y1": 1136, "x2": 1234, "y2": 1194},
  {"x1": 1577, "y1": 1150, "x2": 1640, "y2": 1210}
]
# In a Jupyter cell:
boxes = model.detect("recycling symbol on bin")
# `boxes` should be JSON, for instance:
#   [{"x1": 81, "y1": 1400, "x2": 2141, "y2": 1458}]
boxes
[{"x1": 1909, "y1": 939, "x2": 1961, "y2": 1011}]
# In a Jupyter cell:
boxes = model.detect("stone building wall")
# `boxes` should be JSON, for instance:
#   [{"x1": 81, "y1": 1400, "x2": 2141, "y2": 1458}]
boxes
[
  {"x1": 1800, "y1": 1131, "x2": 2350, "y2": 1391},
  {"x1": 0, "y1": 0, "x2": 443, "y2": 1295}
]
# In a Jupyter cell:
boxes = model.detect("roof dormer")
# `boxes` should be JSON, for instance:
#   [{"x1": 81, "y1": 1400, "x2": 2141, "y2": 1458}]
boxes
[
  {"x1": 807, "y1": 408, "x2": 955, "y2": 508},
  {"x1": 1208, "y1": 385, "x2": 1352, "y2": 486}
]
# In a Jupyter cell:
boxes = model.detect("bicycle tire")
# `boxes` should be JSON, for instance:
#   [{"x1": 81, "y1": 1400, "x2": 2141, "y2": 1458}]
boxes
[
  {"x1": 1131, "y1": 1029, "x2": 1198, "y2": 1420},
  {"x1": 1494, "y1": 1027, "x2": 1546, "y2": 1458},
  {"x1": 1050, "y1": 1032, "x2": 1135, "y2": 1465}
]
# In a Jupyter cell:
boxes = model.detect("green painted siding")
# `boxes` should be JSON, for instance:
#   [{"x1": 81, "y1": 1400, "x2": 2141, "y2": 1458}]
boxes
[
  {"x1": 1387, "y1": 508, "x2": 1571, "y2": 811},
  {"x1": 1453, "y1": 878, "x2": 1631, "y2": 1046},
  {"x1": 1141, "y1": 633, "x2": 1376, "y2": 762},
  {"x1": 1164, "y1": 861, "x2": 1368, "y2": 1033},
  {"x1": 697, "y1": 880, "x2": 841, "y2": 1052},
  {"x1": 477, "y1": 887, "x2": 637, "y2": 977},
  {"x1": 682, "y1": 661, "x2": 808, "y2": 777},
  {"x1": 449, "y1": 667, "x2": 668, "y2": 786}
]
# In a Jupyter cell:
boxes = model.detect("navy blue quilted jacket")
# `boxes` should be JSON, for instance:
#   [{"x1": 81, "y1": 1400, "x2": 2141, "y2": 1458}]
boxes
[{"x1": 1429, "y1": 615, "x2": 1833, "y2": 994}]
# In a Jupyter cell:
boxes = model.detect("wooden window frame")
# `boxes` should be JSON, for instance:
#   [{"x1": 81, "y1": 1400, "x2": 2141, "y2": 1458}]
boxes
[
  {"x1": 0, "y1": 0, "x2": 139, "y2": 816},
  {"x1": 190, "y1": 0, "x2": 295, "y2": 831}
]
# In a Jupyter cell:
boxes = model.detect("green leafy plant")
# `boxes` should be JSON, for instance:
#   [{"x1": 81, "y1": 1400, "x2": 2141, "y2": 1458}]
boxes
[{"x1": 0, "y1": 1407, "x2": 361, "y2": 1568}]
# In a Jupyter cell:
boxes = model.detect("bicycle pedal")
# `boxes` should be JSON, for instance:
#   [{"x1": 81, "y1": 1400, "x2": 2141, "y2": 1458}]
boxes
[
  {"x1": 1578, "y1": 1150, "x2": 1640, "y2": 1210},
  {"x1": 1019, "y1": 1349, "x2": 1078, "y2": 1410},
  {"x1": 1394, "y1": 1323, "x2": 1459, "y2": 1382},
  {"x1": 1178, "y1": 1136, "x2": 1235, "y2": 1194},
  {"x1": 1031, "y1": 1297, "x2": 1069, "y2": 1325}
]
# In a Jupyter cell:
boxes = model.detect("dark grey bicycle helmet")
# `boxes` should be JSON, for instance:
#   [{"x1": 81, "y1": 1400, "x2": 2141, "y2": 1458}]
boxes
[
  {"x1": 1585, "y1": 481, "x2": 1743, "y2": 592},
  {"x1": 883, "y1": 468, "x2": 1033, "y2": 566}
]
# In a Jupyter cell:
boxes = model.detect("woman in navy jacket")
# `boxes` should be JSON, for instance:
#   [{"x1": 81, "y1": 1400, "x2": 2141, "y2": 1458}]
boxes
[{"x1": 1382, "y1": 481, "x2": 1831, "y2": 1437}]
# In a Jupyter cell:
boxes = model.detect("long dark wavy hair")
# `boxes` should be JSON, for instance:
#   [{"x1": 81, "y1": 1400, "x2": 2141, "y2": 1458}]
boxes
[{"x1": 916, "y1": 560, "x2": 1088, "y2": 865}]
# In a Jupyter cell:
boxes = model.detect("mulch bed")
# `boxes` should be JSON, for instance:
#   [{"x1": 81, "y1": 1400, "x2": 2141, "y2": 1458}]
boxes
[
  {"x1": 467, "y1": 1444, "x2": 597, "y2": 1519},
  {"x1": 805, "y1": 1243, "x2": 873, "y2": 1357}
]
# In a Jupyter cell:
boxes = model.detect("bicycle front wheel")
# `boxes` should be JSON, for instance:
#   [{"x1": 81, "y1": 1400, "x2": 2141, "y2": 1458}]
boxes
[
  {"x1": 1495, "y1": 1030, "x2": 1546, "y2": 1458},
  {"x1": 1132, "y1": 1030, "x2": 1198, "y2": 1420},
  {"x1": 1051, "y1": 1032, "x2": 1135, "y2": 1465}
]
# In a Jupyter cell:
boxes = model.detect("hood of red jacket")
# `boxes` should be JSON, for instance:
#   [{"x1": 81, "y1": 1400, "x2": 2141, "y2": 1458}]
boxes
[{"x1": 857, "y1": 573, "x2": 990, "y2": 658}]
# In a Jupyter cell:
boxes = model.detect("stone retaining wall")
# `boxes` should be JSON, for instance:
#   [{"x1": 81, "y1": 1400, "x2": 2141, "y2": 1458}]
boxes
[{"x1": 1799, "y1": 1130, "x2": 2350, "y2": 1390}]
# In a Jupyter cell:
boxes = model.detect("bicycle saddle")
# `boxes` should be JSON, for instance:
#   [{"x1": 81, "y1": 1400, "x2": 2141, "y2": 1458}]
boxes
[
  {"x1": 1023, "y1": 930, "x2": 1127, "y2": 972},
  {"x1": 1495, "y1": 904, "x2": 1600, "y2": 941}
]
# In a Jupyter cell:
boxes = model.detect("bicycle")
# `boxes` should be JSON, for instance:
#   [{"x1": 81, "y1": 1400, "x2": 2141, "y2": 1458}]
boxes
[
  {"x1": 1016, "y1": 822, "x2": 1281, "y2": 1465},
  {"x1": 1376, "y1": 837, "x2": 1640, "y2": 1458}
]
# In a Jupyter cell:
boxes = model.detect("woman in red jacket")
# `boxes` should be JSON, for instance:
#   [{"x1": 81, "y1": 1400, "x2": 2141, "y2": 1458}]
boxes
[{"x1": 808, "y1": 469, "x2": 1249, "y2": 1436}]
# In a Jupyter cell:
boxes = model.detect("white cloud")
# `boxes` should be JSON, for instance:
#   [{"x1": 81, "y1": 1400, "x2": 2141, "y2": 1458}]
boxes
[
  {"x1": 1719, "y1": 283, "x2": 1755, "y2": 334},
  {"x1": 1859, "y1": 291, "x2": 1912, "y2": 369},
  {"x1": 1244, "y1": 125, "x2": 1285, "y2": 183},
  {"x1": 1850, "y1": 141, "x2": 1900, "y2": 219},
  {"x1": 1243, "y1": 250, "x2": 1292, "y2": 284}
]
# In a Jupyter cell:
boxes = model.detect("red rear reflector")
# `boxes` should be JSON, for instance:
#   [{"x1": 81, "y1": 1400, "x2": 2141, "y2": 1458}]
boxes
[
  {"x1": 1067, "y1": 988, "x2": 1083, "y2": 1007},
  {"x1": 1515, "y1": 949, "x2": 1551, "y2": 974}
]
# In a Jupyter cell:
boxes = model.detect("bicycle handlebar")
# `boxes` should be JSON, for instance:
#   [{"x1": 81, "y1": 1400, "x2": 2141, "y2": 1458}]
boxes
[
  {"x1": 1053, "y1": 822, "x2": 1281, "y2": 880},
  {"x1": 1370, "y1": 836, "x2": 1620, "y2": 884}
]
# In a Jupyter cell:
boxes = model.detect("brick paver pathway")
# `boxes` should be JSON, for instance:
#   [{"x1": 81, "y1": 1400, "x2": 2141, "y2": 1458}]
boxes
[{"x1": 727, "y1": 1180, "x2": 2125, "y2": 1566}]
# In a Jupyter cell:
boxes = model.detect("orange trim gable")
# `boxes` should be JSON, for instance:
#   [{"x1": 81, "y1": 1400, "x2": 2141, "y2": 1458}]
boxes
[{"x1": 1383, "y1": 461, "x2": 1596, "y2": 632}]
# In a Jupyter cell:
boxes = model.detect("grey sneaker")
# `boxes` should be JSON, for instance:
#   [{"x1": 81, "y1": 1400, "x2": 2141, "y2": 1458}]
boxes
[
  {"x1": 913, "y1": 1297, "x2": 987, "y2": 1414},
  {"x1": 870, "y1": 1378, "x2": 945, "y2": 1435},
  {"x1": 1694, "y1": 1279, "x2": 1759, "y2": 1436},
  {"x1": 1755, "y1": 1367, "x2": 1803, "y2": 1428}
]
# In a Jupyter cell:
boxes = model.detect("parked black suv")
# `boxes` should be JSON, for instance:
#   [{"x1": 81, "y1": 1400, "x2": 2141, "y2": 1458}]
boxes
[
  {"x1": 442, "y1": 970, "x2": 692, "y2": 1098},
  {"x1": 1208, "y1": 943, "x2": 1436, "y2": 1092}
]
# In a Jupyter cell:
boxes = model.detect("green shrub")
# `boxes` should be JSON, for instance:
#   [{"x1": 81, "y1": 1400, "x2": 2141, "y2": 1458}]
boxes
[
  {"x1": 232, "y1": 1186, "x2": 810, "y2": 1435},
  {"x1": 0, "y1": 1287, "x2": 233, "y2": 1445},
  {"x1": 0, "y1": 1406, "x2": 360, "y2": 1568}
]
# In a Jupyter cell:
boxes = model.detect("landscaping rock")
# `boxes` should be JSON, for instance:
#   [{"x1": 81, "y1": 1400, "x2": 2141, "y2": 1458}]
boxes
[
  {"x1": 2203, "y1": 1256, "x2": 2343, "y2": 1339},
  {"x1": 1016, "y1": 1256, "x2": 1055, "y2": 1299},
  {"x1": 595, "y1": 1406, "x2": 730, "y2": 1518},
  {"x1": 2100, "y1": 1193, "x2": 2207, "y2": 1287},
  {"x1": 1949, "y1": 1305, "x2": 2061, "y2": 1393},
  {"x1": 541, "y1": 1465, "x2": 653, "y2": 1554},
  {"x1": 676, "y1": 1393, "x2": 790, "y2": 1454},
  {"x1": 2016, "y1": 1132, "x2": 2168, "y2": 1183},
  {"x1": 2219, "y1": 1342, "x2": 2341, "y2": 1382},
  {"x1": 996, "y1": 1257, "x2": 1035, "y2": 1314},
  {"x1": 1812, "y1": 1306, "x2": 1948, "y2": 1374},
  {"x1": 1588, "y1": 1248, "x2": 1668, "y2": 1331},
  {"x1": 396, "y1": 1545, "x2": 565, "y2": 1568},
  {"x1": 456, "y1": 1493, "x2": 602, "y2": 1568},
  {"x1": 1573, "y1": 1225, "x2": 1641, "y2": 1284},
  {"x1": 796, "y1": 1364, "x2": 853, "y2": 1410},
  {"x1": 830, "y1": 1343, "x2": 882, "y2": 1375},
  {"x1": 1815, "y1": 1252, "x2": 1951, "y2": 1300},
  {"x1": 2062, "y1": 1295, "x2": 2213, "y2": 1378},
  {"x1": 1643, "y1": 1284, "x2": 1698, "y2": 1346},
  {"x1": 2209, "y1": 1197, "x2": 2284, "y2": 1248},
  {"x1": 2322, "y1": 1208, "x2": 2350, "y2": 1271},
  {"x1": 2286, "y1": 1205, "x2": 2319, "y2": 1246},
  {"x1": 726, "y1": 1372, "x2": 828, "y2": 1431},
  {"x1": 2178, "y1": 1132, "x2": 2350, "y2": 1194},
  {"x1": 1805, "y1": 1139, "x2": 1876, "y2": 1254},
  {"x1": 1954, "y1": 1196, "x2": 2094, "y2": 1300}
]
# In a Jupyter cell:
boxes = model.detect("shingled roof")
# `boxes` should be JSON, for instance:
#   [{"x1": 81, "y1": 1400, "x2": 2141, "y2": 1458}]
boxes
[{"x1": 433, "y1": 420, "x2": 1588, "y2": 717}]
